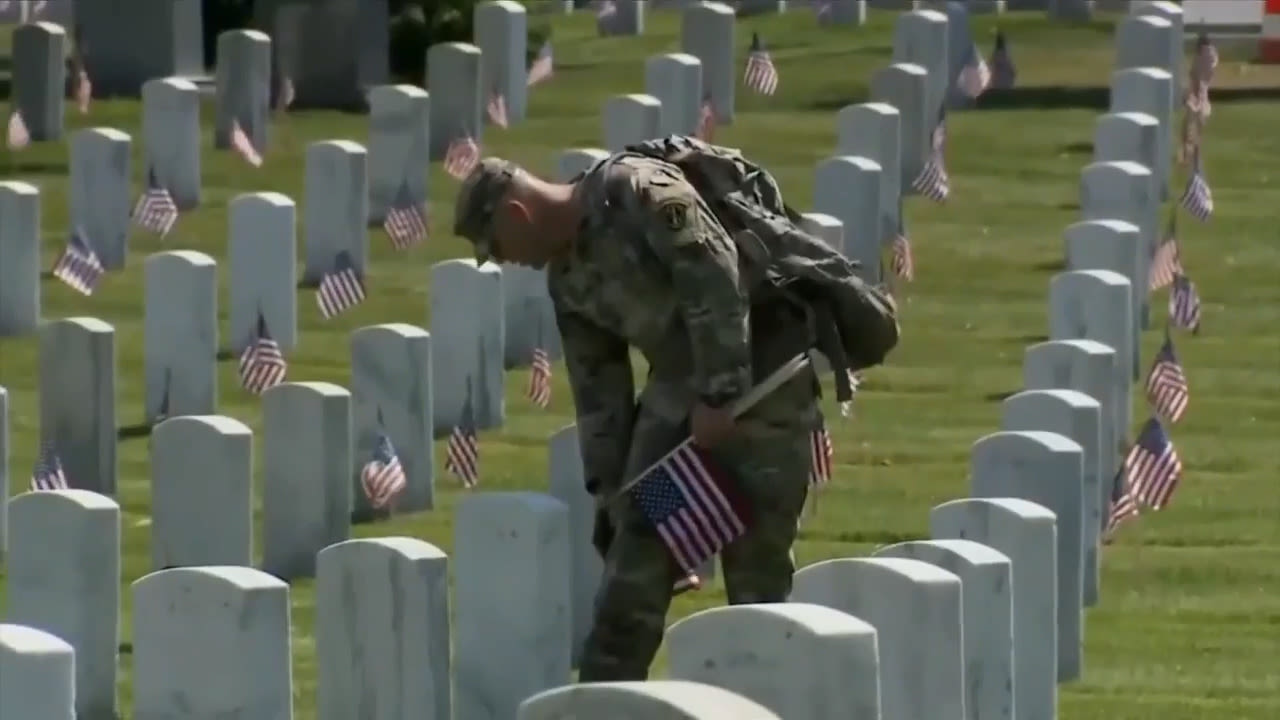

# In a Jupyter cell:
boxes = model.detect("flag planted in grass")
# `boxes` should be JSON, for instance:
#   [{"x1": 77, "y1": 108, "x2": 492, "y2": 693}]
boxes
[
  {"x1": 51, "y1": 229, "x2": 104, "y2": 296},
  {"x1": 361, "y1": 433, "x2": 407, "y2": 509},
  {"x1": 384, "y1": 183, "x2": 427, "y2": 250},
  {"x1": 446, "y1": 386, "x2": 481, "y2": 488},
  {"x1": 316, "y1": 251, "x2": 366, "y2": 319},
  {"x1": 913, "y1": 110, "x2": 950, "y2": 202},
  {"x1": 527, "y1": 42, "x2": 554, "y2": 87},
  {"x1": 1168, "y1": 273, "x2": 1202, "y2": 333},
  {"x1": 238, "y1": 314, "x2": 288, "y2": 395},
  {"x1": 744, "y1": 32, "x2": 779, "y2": 96},
  {"x1": 7, "y1": 110, "x2": 29, "y2": 150},
  {"x1": 444, "y1": 135, "x2": 480, "y2": 180},
  {"x1": 1179, "y1": 151, "x2": 1213, "y2": 221},
  {"x1": 133, "y1": 167, "x2": 179, "y2": 237},
  {"x1": 1145, "y1": 334, "x2": 1189, "y2": 424},
  {"x1": 1126, "y1": 417, "x2": 1183, "y2": 510},
  {"x1": 30, "y1": 442, "x2": 68, "y2": 491},
  {"x1": 231, "y1": 119, "x2": 263, "y2": 167}
]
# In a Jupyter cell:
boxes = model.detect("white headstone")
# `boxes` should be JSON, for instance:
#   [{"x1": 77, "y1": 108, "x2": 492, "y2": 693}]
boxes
[
  {"x1": 890, "y1": 10, "x2": 949, "y2": 122},
  {"x1": 1063, "y1": 218, "x2": 1144, "y2": 377},
  {"x1": 367, "y1": 85, "x2": 430, "y2": 224},
  {"x1": 215, "y1": 30, "x2": 272, "y2": 153},
  {"x1": 261, "y1": 382, "x2": 352, "y2": 579},
  {"x1": 143, "y1": 250, "x2": 219, "y2": 422},
  {"x1": 6, "y1": 490, "x2": 120, "y2": 718},
  {"x1": 835, "y1": 103, "x2": 901, "y2": 244},
  {"x1": 1024, "y1": 338, "x2": 1121, "y2": 480},
  {"x1": 546, "y1": 425, "x2": 601, "y2": 667},
  {"x1": 645, "y1": 53, "x2": 704, "y2": 136},
  {"x1": 1093, "y1": 112, "x2": 1160, "y2": 211},
  {"x1": 69, "y1": 128, "x2": 132, "y2": 270},
  {"x1": 556, "y1": 148, "x2": 610, "y2": 181},
  {"x1": 142, "y1": 77, "x2": 202, "y2": 210},
  {"x1": 519, "y1": 680, "x2": 783, "y2": 719},
  {"x1": 0, "y1": 182, "x2": 40, "y2": 336},
  {"x1": 455, "y1": 492, "x2": 572, "y2": 720},
  {"x1": 819, "y1": 0, "x2": 867, "y2": 25},
  {"x1": 1109, "y1": 68, "x2": 1174, "y2": 202},
  {"x1": 132, "y1": 567, "x2": 292, "y2": 719},
  {"x1": 604, "y1": 93, "x2": 663, "y2": 151},
  {"x1": 427, "y1": 42, "x2": 482, "y2": 160},
  {"x1": 1131, "y1": 0, "x2": 1184, "y2": 100},
  {"x1": 667, "y1": 603, "x2": 882, "y2": 720},
  {"x1": 0, "y1": 387, "x2": 7, "y2": 552},
  {"x1": 813, "y1": 156, "x2": 882, "y2": 284},
  {"x1": 869, "y1": 63, "x2": 929, "y2": 192},
  {"x1": 39, "y1": 317, "x2": 117, "y2": 496},
  {"x1": 971, "y1": 430, "x2": 1084, "y2": 681},
  {"x1": 476, "y1": 1, "x2": 529, "y2": 124},
  {"x1": 429, "y1": 259, "x2": 505, "y2": 431},
  {"x1": 799, "y1": 213, "x2": 844, "y2": 253},
  {"x1": 0, "y1": 623, "x2": 75, "y2": 720},
  {"x1": 680, "y1": 2, "x2": 736, "y2": 125},
  {"x1": 792, "y1": 557, "x2": 964, "y2": 720},
  {"x1": 302, "y1": 140, "x2": 369, "y2": 285},
  {"x1": 316, "y1": 538, "x2": 452, "y2": 720},
  {"x1": 228, "y1": 192, "x2": 298, "y2": 353},
  {"x1": 150, "y1": 415, "x2": 254, "y2": 569},
  {"x1": 11, "y1": 23, "x2": 66, "y2": 141}
]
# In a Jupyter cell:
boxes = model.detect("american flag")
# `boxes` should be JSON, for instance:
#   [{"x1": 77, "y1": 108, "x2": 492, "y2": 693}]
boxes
[
  {"x1": 815, "y1": 0, "x2": 833, "y2": 22},
  {"x1": 809, "y1": 418, "x2": 834, "y2": 484},
  {"x1": 989, "y1": 29, "x2": 1017, "y2": 90},
  {"x1": 31, "y1": 443, "x2": 69, "y2": 491},
  {"x1": 231, "y1": 119, "x2": 263, "y2": 167},
  {"x1": 1125, "y1": 417, "x2": 1183, "y2": 510},
  {"x1": 384, "y1": 182, "x2": 427, "y2": 250},
  {"x1": 72, "y1": 63, "x2": 92, "y2": 114},
  {"x1": 316, "y1": 251, "x2": 367, "y2": 319},
  {"x1": 444, "y1": 135, "x2": 481, "y2": 180},
  {"x1": 51, "y1": 229, "x2": 104, "y2": 296},
  {"x1": 1103, "y1": 467, "x2": 1139, "y2": 539},
  {"x1": 1179, "y1": 152, "x2": 1213, "y2": 222},
  {"x1": 957, "y1": 44, "x2": 991, "y2": 99},
  {"x1": 277, "y1": 76, "x2": 296, "y2": 111},
  {"x1": 912, "y1": 111, "x2": 950, "y2": 202},
  {"x1": 133, "y1": 168, "x2": 179, "y2": 236},
  {"x1": 629, "y1": 439, "x2": 747, "y2": 582},
  {"x1": 1145, "y1": 335, "x2": 1189, "y2": 424},
  {"x1": 743, "y1": 33, "x2": 779, "y2": 96},
  {"x1": 1147, "y1": 216, "x2": 1182, "y2": 292},
  {"x1": 487, "y1": 90, "x2": 509, "y2": 129},
  {"x1": 361, "y1": 433, "x2": 407, "y2": 509},
  {"x1": 839, "y1": 370, "x2": 861, "y2": 419},
  {"x1": 1185, "y1": 31, "x2": 1217, "y2": 118},
  {"x1": 527, "y1": 42, "x2": 554, "y2": 87},
  {"x1": 445, "y1": 391, "x2": 480, "y2": 488},
  {"x1": 596, "y1": 0, "x2": 617, "y2": 34},
  {"x1": 1168, "y1": 273, "x2": 1202, "y2": 333},
  {"x1": 1178, "y1": 107, "x2": 1204, "y2": 165},
  {"x1": 238, "y1": 314, "x2": 288, "y2": 395},
  {"x1": 527, "y1": 347, "x2": 552, "y2": 409},
  {"x1": 695, "y1": 95, "x2": 716, "y2": 142},
  {"x1": 7, "y1": 110, "x2": 29, "y2": 150},
  {"x1": 890, "y1": 213, "x2": 914, "y2": 282}
]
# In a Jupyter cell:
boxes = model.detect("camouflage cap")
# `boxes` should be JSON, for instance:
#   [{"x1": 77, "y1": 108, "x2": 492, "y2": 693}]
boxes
[{"x1": 452, "y1": 157, "x2": 519, "y2": 264}]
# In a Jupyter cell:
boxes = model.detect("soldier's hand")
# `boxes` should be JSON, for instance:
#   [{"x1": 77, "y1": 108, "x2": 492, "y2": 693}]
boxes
[{"x1": 690, "y1": 402, "x2": 735, "y2": 448}]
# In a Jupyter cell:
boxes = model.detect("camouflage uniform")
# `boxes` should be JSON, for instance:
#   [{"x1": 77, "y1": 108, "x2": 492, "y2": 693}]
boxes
[{"x1": 454, "y1": 154, "x2": 819, "y2": 681}]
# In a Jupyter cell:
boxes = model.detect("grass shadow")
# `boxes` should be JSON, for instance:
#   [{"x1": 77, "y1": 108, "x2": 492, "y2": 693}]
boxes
[
  {"x1": 117, "y1": 423, "x2": 154, "y2": 440},
  {"x1": 1059, "y1": 141, "x2": 1093, "y2": 156},
  {"x1": 983, "y1": 389, "x2": 1018, "y2": 403},
  {"x1": 1033, "y1": 258, "x2": 1066, "y2": 273},
  {"x1": 1057, "y1": 201, "x2": 1080, "y2": 211},
  {"x1": 972, "y1": 85, "x2": 1280, "y2": 113},
  {"x1": 215, "y1": 348, "x2": 237, "y2": 362},
  {"x1": 9, "y1": 159, "x2": 70, "y2": 174}
]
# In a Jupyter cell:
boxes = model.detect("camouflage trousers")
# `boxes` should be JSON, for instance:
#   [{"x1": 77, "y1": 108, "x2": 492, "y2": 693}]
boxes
[{"x1": 577, "y1": 401, "x2": 813, "y2": 682}]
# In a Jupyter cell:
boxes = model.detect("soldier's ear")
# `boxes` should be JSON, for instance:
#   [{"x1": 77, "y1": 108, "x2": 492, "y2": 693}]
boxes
[{"x1": 498, "y1": 197, "x2": 535, "y2": 228}]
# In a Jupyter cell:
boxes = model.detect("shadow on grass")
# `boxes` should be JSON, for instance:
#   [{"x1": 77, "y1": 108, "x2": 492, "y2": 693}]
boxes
[
  {"x1": 117, "y1": 423, "x2": 154, "y2": 440},
  {"x1": 1059, "y1": 141, "x2": 1093, "y2": 156},
  {"x1": 799, "y1": 527, "x2": 927, "y2": 546},
  {"x1": 1015, "y1": 333, "x2": 1049, "y2": 344},
  {"x1": 983, "y1": 389, "x2": 1018, "y2": 403},
  {"x1": 215, "y1": 348, "x2": 237, "y2": 362},
  {"x1": 1034, "y1": 258, "x2": 1066, "y2": 273},
  {"x1": 8, "y1": 159, "x2": 70, "y2": 175},
  {"x1": 1057, "y1": 201, "x2": 1080, "y2": 211}
]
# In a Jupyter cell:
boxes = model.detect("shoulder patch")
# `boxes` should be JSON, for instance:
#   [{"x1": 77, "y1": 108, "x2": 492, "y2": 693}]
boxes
[{"x1": 658, "y1": 199, "x2": 689, "y2": 232}]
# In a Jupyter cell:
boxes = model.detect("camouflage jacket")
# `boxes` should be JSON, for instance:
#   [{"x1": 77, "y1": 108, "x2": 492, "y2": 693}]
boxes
[{"x1": 549, "y1": 153, "x2": 815, "y2": 494}]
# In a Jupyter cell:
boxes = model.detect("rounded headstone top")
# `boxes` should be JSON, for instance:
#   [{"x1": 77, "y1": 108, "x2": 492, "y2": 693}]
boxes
[
  {"x1": 887, "y1": 62, "x2": 928, "y2": 76},
  {"x1": 975, "y1": 429, "x2": 1084, "y2": 454},
  {"x1": 801, "y1": 556, "x2": 960, "y2": 586},
  {"x1": 429, "y1": 42, "x2": 482, "y2": 57},
  {"x1": 1130, "y1": 14, "x2": 1172, "y2": 28},
  {"x1": 56, "y1": 316, "x2": 115, "y2": 333},
  {"x1": 219, "y1": 28, "x2": 270, "y2": 43},
  {"x1": 0, "y1": 623, "x2": 74, "y2": 653},
  {"x1": 1104, "y1": 111, "x2": 1159, "y2": 127},
  {"x1": 846, "y1": 101, "x2": 899, "y2": 116},
  {"x1": 610, "y1": 93, "x2": 661, "y2": 107},
  {"x1": 23, "y1": 21, "x2": 67, "y2": 36},
  {"x1": 1062, "y1": 268, "x2": 1132, "y2": 288},
  {"x1": 519, "y1": 680, "x2": 781, "y2": 719},
  {"x1": 1118, "y1": 66, "x2": 1173, "y2": 81},
  {"x1": 481, "y1": 0, "x2": 528, "y2": 14},
  {"x1": 155, "y1": 414, "x2": 253, "y2": 436},
  {"x1": 145, "y1": 77, "x2": 199, "y2": 92},
  {"x1": 77, "y1": 127, "x2": 131, "y2": 142},
  {"x1": 1067, "y1": 218, "x2": 1141, "y2": 234},
  {"x1": 369, "y1": 84, "x2": 429, "y2": 101},
  {"x1": 267, "y1": 380, "x2": 350, "y2": 398},
  {"x1": 651, "y1": 52, "x2": 702, "y2": 67},
  {"x1": 1026, "y1": 338, "x2": 1115, "y2": 357},
  {"x1": 134, "y1": 565, "x2": 288, "y2": 593},
  {"x1": 549, "y1": 423, "x2": 578, "y2": 444},
  {"x1": 319, "y1": 536, "x2": 447, "y2": 562},
  {"x1": 232, "y1": 191, "x2": 295, "y2": 208},
  {"x1": 431, "y1": 257, "x2": 502, "y2": 276},
  {"x1": 354, "y1": 323, "x2": 430, "y2": 340},
  {"x1": 147, "y1": 249, "x2": 216, "y2": 267},
  {"x1": 11, "y1": 488, "x2": 120, "y2": 511},
  {"x1": 668, "y1": 601, "x2": 878, "y2": 638},
  {"x1": 883, "y1": 538, "x2": 1012, "y2": 567},
  {"x1": 1006, "y1": 388, "x2": 1101, "y2": 410},
  {"x1": 799, "y1": 212, "x2": 841, "y2": 229},
  {"x1": 1084, "y1": 159, "x2": 1153, "y2": 177},
  {"x1": 934, "y1": 496, "x2": 1058, "y2": 521},
  {"x1": 460, "y1": 490, "x2": 568, "y2": 517},
  {"x1": 686, "y1": 2, "x2": 737, "y2": 18},
  {"x1": 0, "y1": 180, "x2": 38, "y2": 194},
  {"x1": 309, "y1": 139, "x2": 367, "y2": 154}
]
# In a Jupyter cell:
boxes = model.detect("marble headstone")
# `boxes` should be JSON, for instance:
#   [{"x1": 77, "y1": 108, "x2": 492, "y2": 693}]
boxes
[
  {"x1": 835, "y1": 103, "x2": 901, "y2": 244},
  {"x1": 680, "y1": 2, "x2": 736, "y2": 125},
  {"x1": 869, "y1": 64, "x2": 929, "y2": 193},
  {"x1": 519, "y1": 681, "x2": 784, "y2": 719},
  {"x1": 813, "y1": 156, "x2": 882, "y2": 283},
  {"x1": 12, "y1": 22, "x2": 66, "y2": 141},
  {"x1": 143, "y1": 251, "x2": 219, "y2": 422},
  {"x1": 228, "y1": 192, "x2": 299, "y2": 353},
  {"x1": 645, "y1": 53, "x2": 704, "y2": 136},
  {"x1": 69, "y1": 128, "x2": 132, "y2": 270},
  {"x1": 475, "y1": 1, "x2": 529, "y2": 124},
  {"x1": 142, "y1": 78, "x2": 202, "y2": 210},
  {"x1": 367, "y1": 85, "x2": 430, "y2": 225},
  {"x1": 215, "y1": 29, "x2": 272, "y2": 155},
  {"x1": 302, "y1": 140, "x2": 369, "y2": 285},
  {"x1": 39, "y1": 318, "x2": 117, "y2": 496},
  {"x1": 429, "y1": 260, "x2": 505, "y2": 432},
  {"x1": 427, "y1": 42, "x2": 482, "y2": 160},
  {"x1": 0, "y1": 182, "x2": 40, "y2": 336}
]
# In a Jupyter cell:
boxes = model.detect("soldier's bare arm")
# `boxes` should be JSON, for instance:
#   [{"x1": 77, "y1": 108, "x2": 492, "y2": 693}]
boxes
[
  {"x1": 635, "y1": 164, "x2": 752, "y2": 408},
  {"x1": 555, "y1": 306, "x2": 637, "y2": 496}
]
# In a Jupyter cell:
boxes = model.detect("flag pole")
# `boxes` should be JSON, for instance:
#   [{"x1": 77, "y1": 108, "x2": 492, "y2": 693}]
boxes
[{"x1": 604, "y1": 353, "x2": 812, "y2": 505}]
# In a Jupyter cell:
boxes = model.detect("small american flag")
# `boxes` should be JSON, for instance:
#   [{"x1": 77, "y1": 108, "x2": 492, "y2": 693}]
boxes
[
  {"x1": 361, "y1": 433, "x2": 408, "y2": 509},
  {"x1": 1168, "y1": 273, "x2": 1202, "y2": 333},
  {"x1": 912, "y1": 111, "x2": 950, "y2": 202},
  {"x1": 7, "y1": 110, "x2": 29, "y2": 150},
  {"x1": 231, "y1": 119, "x2": 263, "y2": 167},
  {"x1": 527, "y1": 347, "x2": 552, "y2": 409},
  {"x1": 1126, "y1": 417, "x2": 1183, "y2": 510},
  {"x1": 1147, "y1": 216, "x2": 1182, "y2": 292},
  {"x1": 487, "y1": 90, "x2": 509, "y2": 129},
  {"x1": 315, "y1": 251, "x2": 367, "y2": 319},
  {"x1": 1179, "y1": 152, "x2": 1213, "y2": 222},
  {"x1": 629, "y1": 439, "x2": 747, "y2": 583},
  {"x1": 695, "y1": 95, "x2": 716, "y2": 142},
  {"x1": 596, "y1": 0, "x2": 618, "y2": 34},
  {"x1": 1145, "y1": 335, "x2": 1189, "y2": 424},
  {"x1": 133, "y1": 168, "x2": 179, "y2": 236},
  {"x1": 989, "y1": 29, "x2": 1017, "y2": 90},
  {"x1": 238, "y1": 314, "x2": 288, "y2": 395},
  {"x1": 815, "y1": 0, "x2": 833, "y2": 22},
  {"x1": 445, "y1": 390, "x2": 480, "y2": 488},
  {"x1": 890, "y1": 213, "x2": 914, "y2": 282},
  {"x1": 1178, "y1": 108, "x2": 1203, "y2": 165},
  {"x1": 957, "y1": 44, "x2": 991, "y2": 99},
  {"x1": 838, "y1": 370, "x2": 861, "y2": 419},
  {"x1": 384, "y1": 183, "x2": 428, "y2": 250},
  {"x1": 51, "y1": 229, "x2": 104, "y2": 296},
  {"x1": 444, "y1": 135, "x2": 481, "y2": 180},
  {"x1": 809, "y1": 418, "x2": 834, "y2": 485},
  {"x1": 527, "y1": 42, "x2": 554, "y2": 87},
  {"x1": 277, "y1": 76, "x2": 296, "y2": 111},
  {"x1": 73, "y1": 64, "x2": 92, "y2": 114},
  {"x1": 1103, "y1": 467, "x2": 1139, "y2": 539},
  {"x1": 743, "y1": 33, "x2": 779, "y2": 96},
  {"x1": 1185, "y1": 31, "x2": 1217, "y2": 118},
  {"x1": 31, "y1": 443, "x2": 69, "y2": 491}
]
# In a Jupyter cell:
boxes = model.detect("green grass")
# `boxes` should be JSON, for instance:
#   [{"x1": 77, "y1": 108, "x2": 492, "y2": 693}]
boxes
[{"x1": 2, "y1": 9, "x2": 1280, "y2": 718}]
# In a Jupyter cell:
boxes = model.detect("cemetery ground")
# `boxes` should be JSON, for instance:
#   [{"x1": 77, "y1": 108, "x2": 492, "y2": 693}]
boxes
[{"x1": 1, "y1": 9, "x2": 1279, "y2": 719}]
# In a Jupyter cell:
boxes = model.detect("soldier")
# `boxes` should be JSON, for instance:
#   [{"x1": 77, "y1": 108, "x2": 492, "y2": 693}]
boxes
[{"x1": 453, "y1": 152, "x2": 821, "y2": 681}]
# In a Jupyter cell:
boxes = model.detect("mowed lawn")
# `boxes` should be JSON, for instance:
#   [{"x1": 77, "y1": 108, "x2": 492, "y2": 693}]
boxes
[{"x1": 1, "y1": 9, "x2": 1279, "y2": 718}]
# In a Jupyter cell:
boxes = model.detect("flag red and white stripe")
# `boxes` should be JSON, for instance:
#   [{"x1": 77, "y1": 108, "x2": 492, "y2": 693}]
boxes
[
  {"x1": 957, "y1": 45, "x2": 991, "y2": 98},
  {"x1": 1125, "y1": 418, "x2": 1184, "y2": 510},
  {"x1": 444, "y1": 136, "x2": 480, "y2": 180},
  {"x1": 361, "y1": 434, "x2": 408, "y2": 509},
  {"x1": 695, "y1": 96, "x2": 716, "y2": 142},
  {"x1": 809, "y1": 421, "x2": 834, "y2": 485},
  {"x1": 527, "y1": 42, "x2": 554, "y2": 87},
  {"x1": 527, "y1": 348, "x2": 552, "y2": 409},
  {"x1": 487, "y1": 91, "x2": 509, "y2": 128},
  {"x1": 7, "y1": 111, "x2": 29, "y2": 150},
  {"x1": 231, "y1": 120, "x2": 263, "y2": 167}
]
